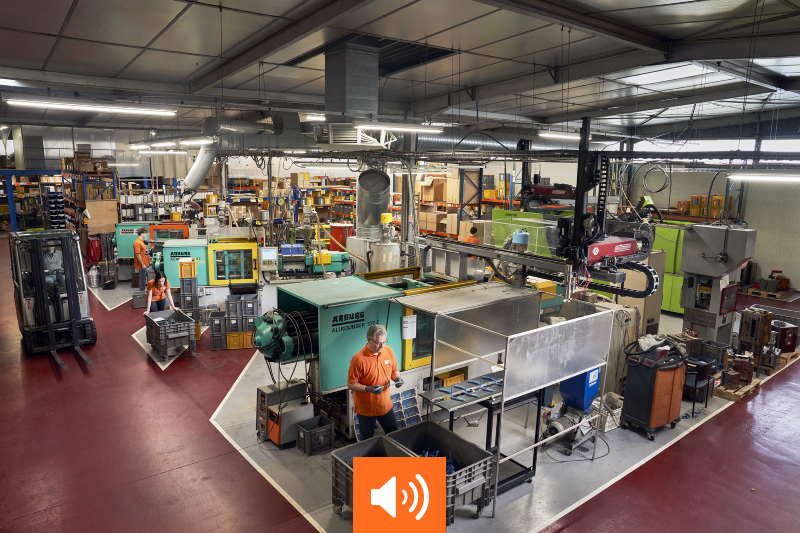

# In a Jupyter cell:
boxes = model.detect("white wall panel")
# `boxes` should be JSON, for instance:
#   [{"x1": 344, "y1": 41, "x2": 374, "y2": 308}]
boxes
[{"x1": 741, "y1": 182, "x2": 800, "y2": 282}]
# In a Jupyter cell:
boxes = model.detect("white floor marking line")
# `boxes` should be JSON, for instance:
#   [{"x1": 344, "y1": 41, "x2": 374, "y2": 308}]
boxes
[
  {"x1": 88, "y1": 286, "x2": 131, "y2": 311},
  {"x1": 209, "y1": 350, "x2": 260, "y2": 423},
  {"x1": 210, "y1": 418, "x2": 328, "y2": 533},
  {"x1": 531, "y1": 377, "x2": 775, "y2": 533},
  {"x1": 131, "y1": 326, "x2": 180, "y2": 371}
]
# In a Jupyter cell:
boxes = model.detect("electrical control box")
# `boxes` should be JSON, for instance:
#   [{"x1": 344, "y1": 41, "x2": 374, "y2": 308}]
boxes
[
  {"x1": 260, "y1": 247, "x2": 279, "y2": 272},
  {"x1": 256, "y1": 379, "x2": 311, "y2": 446}
]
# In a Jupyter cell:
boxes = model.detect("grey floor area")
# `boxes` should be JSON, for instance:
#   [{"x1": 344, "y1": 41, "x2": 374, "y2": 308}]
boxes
[
  {"x1": 211, "y1": 313, "x2": 731, "y2": 533},
  {"x1": 88, "y1": 282, "x2": 135, "y2": 311}
]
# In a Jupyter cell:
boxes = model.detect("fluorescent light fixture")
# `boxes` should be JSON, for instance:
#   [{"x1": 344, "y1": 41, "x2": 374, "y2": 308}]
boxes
[
  {"x1": 353, "y1": 121, "x2": 443, "y2": 134},
  {"x1": 151, "y1": 141, "x2": 176, "y2": 148},
  {"x1": 0, "y1": 125, "x2": 7, "y2": 130},
  {"x1": 727, "y1": 170, "x2": 800, "y2": 182},
  {"x1": 130, "y1": 144, "x2": 149, "y2": 150},
  {"x1": 139, "y1": 150, "x2": 187, "y2": 155},
  {"x1": 4, "y1": 95, "x2": 176, "y2": 116},
  {"x1": 303, "y1": 114, "x2": 326, "y2": 122},
  {"x1": 538, "y1": 131, "x2": 582, "y2": 141},
  {"x1": 179, "y1": 138, "x2": 215, "y2": 146}
]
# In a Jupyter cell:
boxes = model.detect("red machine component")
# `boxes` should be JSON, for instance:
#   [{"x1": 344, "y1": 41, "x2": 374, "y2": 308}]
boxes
[
  {"x1": 525, "y1": 184, "x2": 575, "y2": 199},
  {"x1": 586, "y1": 235, "x2": 639, "y2": 264}
]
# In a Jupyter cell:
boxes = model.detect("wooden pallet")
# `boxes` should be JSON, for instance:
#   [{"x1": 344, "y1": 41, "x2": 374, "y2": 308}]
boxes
[
  {"x1": 760, "y1": 350, "x2": 800, "y2": 376},
  {"x1": 747, "y1": 287, "x2": 794, "y2": 300},
  {"x1": 714, "y1": 378, "x2": 762, "y2": 402}
]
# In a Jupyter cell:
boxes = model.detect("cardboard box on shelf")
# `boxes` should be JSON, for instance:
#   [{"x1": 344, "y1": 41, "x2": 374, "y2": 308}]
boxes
[
  {"x1": 676, "y1": 200, "x2": 690, "y2": 214},
  {"x1": 446, "y1": 172, "x2": 480, "y2": 204},
  {"x1": 690, "y1": 195, "x2": 704, "y2": 206},
  {"x1": 689, "y1": 205, "x2": 706, "y2": 218},
  {"x1": 446, "y1": 212, "x2": 459, "y2": 235},
  {"x1": 421, "y1": 177, "x2": 446, "y2": 203}
]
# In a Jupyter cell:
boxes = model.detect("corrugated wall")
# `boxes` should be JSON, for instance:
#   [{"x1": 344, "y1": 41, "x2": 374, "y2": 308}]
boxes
[{"x1": 741, "y1": 182, "x2": 800, "y2": 281}]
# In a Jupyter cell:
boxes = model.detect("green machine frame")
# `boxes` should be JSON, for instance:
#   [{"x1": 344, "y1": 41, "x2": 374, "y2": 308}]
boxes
[{"x1": 267, "y1": 276, "x2": 404, "y2": 392}]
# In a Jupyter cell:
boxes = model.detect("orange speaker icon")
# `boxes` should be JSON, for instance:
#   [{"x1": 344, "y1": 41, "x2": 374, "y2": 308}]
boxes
[{"x1": 354, "y1": 456, "x2": 445, "y2": 532}]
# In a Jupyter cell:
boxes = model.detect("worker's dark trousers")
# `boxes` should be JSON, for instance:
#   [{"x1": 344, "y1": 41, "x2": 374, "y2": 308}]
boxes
[
  {"x1": 139, "y1": 268, "x2": 148, "y2": 291},
  {"x1": 149, "y1": 299, "x2": 166, "y2": 313},
  {"x1": 357, "y1": 408, "x2": 399, "y2": 439}
]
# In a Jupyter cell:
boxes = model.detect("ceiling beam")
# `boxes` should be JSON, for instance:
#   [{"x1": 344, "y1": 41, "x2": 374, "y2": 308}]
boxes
[
  {"x1": 696, "y1": 61, "x2": 789, "y2": 91},
  {"x1": 544, "y1": 84, "x2": 772, "y2": 124},
  {"x1": 191, "y1": 0, "x2": 378, "y2": 92},
  {"x1": 471, "y1": 0, "x2": 668, "y2": 53},
  {"x1": 635, "y1": 104, "x2": 800, "y2": 137},
  {"x1": 671, "y1": 33, "x2": 800, "y2": 62},
  {"x1": 0, "y1": 66, "x2": 325, "y2": 106},
  {"x1": 414, "y1": 49, "x2": 662, "y2": 115}
]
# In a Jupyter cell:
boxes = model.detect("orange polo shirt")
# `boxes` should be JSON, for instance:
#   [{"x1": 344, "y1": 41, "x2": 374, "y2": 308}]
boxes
[
  {"x1": 464, "y1": 235, "x2": 480, "y2": 245},
  {"x1": 133, "y1": 237, "x2": 150, "y2": 269},
  {"x1": 147, "y1": 279, "x2": 170, "y2": 302},
  {"x1": 348, "y1": 344, "x2": 397, "y2": 417}
]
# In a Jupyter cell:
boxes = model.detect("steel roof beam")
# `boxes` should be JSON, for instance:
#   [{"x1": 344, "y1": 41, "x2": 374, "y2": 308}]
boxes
[
  {"x1": 471, "y1": 0, "x2": 667, "y2": 53},
  {"x1": 671, "y1": 33, "x2": 800, "y2": 62},
  {"x1": 695, "y1": 61, "x2": 789, "y2": 91},
  {"x1": 191, "y1": 0, "x2": 378, "y2": 92},
  {"x1": 544, "y1": 85, "x2": 772, "y2": 124}
]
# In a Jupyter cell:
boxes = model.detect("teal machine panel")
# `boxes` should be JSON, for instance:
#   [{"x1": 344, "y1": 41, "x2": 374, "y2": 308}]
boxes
[
  {"x1": 115, "y1": 221, "x2": 153, "y2": 259},
  {"x1": 276, "y1": 276, "x2": 403, "y2": 392},
  {"x1": 162, "y1": 239, "x2": 210, "y2": 286}
]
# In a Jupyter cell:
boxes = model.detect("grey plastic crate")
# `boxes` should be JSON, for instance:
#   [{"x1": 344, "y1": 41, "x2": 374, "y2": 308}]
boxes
[
  {"x1": 209, "y1": 311, "x2": 226, "y2": 334},
  {"x1": 226, "y1": 316, "x2": 243, "y2": 333},
  {"x1": 242, "y1": 316, "x2": 256, "y2": 332},
  {"x1": 179, "y1": 277, "x2": 198, "y2": 295},
  {"x1": 210, "y1": 333, "x2": 227, "y2": 351},
  {"x1": 296, "y1": 415, "x2": 335, "y2": 456},
  {"x1": 701, "y1": 340, "x2": 731, "y2": 363},
  {"x1": 387, "y1": 420, "x2": 495, "y2": 524},
  {"x1": 331, "y1": 436, "x2": 414, "y2": 512},
  {"x1": 180, "y1": 294, "x2": 198, "y2": 311},
  {"x1": 225, "y1": 295, "x2": 242, "y2": 316},
  {"x1": 242, "y1": 294, "x2": 260, "y2": 316},
  {"x1": 145, "y1": 309, "x2": 195, "y2": 357},
  {"x1": 132, "y1": 291, "x2": 147, "y2": 309}
]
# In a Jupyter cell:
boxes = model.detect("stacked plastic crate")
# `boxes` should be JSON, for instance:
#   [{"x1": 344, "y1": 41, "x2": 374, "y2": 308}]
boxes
[
  {"x1": 45, "y1": 190, "x2": 66, "y2": 229},
  {"x1": 224, "y1": 294, "x2": 260, "y2": 349},
  {"x1": 178, "y1": 260, "x2": 200, "y2": 323}
]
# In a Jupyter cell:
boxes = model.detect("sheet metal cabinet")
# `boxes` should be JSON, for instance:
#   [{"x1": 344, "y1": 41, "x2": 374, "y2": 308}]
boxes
[{"x1": 621, "y1": 352, "x2": 686, "y2": 440}]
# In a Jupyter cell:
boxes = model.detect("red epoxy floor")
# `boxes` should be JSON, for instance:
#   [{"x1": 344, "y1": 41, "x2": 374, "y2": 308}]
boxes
[
  {"x1": 0, "y1": 241, "x2": 315, "y2": 532},
  {"x1": 2, "y1": 231, "x2": 800, "y2": 533}
]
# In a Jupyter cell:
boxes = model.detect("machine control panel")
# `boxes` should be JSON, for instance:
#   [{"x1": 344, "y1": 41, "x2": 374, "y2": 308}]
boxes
[{"x1": 260, "y1": 247, "x2": 279, "y2": 272}]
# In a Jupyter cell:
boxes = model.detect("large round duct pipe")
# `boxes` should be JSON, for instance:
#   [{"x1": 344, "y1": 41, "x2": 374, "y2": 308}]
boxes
[
  {"x1": 183, "y1": 141, "x2": 218, "y2": 191},
  {"x1": 355, "y1": 168, "x2": 391, "y2": 241},
  {"x1": 201, "y1": 116, "x2": 266, "y2": 136},
  {"x1": 415, "y1": 127, "x2": 595, "y2": 152}
]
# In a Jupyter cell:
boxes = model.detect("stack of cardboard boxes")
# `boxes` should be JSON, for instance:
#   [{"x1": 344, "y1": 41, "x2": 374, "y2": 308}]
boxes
[
  {"x1": 679, "y1": 195, "x2": 733, "y2": 218},
  {"x1": 458, "y1": 220, "x2": 494, "y2": 246}
]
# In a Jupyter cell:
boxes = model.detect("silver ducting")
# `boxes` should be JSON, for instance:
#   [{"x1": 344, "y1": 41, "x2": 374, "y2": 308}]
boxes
[
  {"x1": 355, "y1": 168, "x2": 391, "y2": 241},
  {"x1": 201, "y1": 116, "x2": 268, "y2": 136},
  {"x1": 183, "y1": 141, "x2": 218, "y2": 191},
  {"x1": 415, "y1": 127, "x2": 589, "y2": 152}
]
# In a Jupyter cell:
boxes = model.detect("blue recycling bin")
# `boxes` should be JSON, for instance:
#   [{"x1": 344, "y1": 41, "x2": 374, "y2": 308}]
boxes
[{"x1": 560, "y1": 367, "x2": 601, "y2": 411}]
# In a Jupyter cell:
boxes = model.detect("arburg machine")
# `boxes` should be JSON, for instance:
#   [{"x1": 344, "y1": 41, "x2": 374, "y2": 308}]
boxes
[
  {"x1": 10, "y1": 230, "x2": 96, "y2": 369},
  {"x1": 419, "y1": 117, "x2": 659, "y2": 300}
]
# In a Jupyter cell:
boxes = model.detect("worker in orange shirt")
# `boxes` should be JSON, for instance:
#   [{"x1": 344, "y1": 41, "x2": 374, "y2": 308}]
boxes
[
  {"x1": 464, "y1": 226, "x2": 481, "y2": 245},
  {"x1": 347, "y1": 324, "x2": 404, "y2": 439},
  {"x1": 133, "y1": 227, "x2": 150, "y2": 292}
]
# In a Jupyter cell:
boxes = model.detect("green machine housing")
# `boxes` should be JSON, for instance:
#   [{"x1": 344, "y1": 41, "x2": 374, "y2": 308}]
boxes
[
  {"x1": 158, "y1": 239, "x2": 210, "y2": 286},
  {"x1": 114, "y1": 221, "x2": 154, "y2": 259},
  {"x1": 254, "y1": 276, "x2": 403, "y2": 392}
]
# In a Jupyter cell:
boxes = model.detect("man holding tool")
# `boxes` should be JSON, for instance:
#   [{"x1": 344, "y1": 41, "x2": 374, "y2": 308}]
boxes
[{"x1": 347, "y1": 325, "x2": 403, "y2": 439}]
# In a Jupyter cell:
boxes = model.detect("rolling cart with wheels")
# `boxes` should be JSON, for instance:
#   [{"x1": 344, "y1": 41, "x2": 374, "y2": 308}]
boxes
[{"x1": 620, "y1": 342, "x2": 686, "y2": 440}]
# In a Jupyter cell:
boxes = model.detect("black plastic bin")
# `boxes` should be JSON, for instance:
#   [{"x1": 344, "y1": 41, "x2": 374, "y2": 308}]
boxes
[
  {"x1": 387, "y1": 420, "x2": 495, "y2": 524},
  {"x1": 296, "y1": 415, "x2": 335, "y2": 456},
  {"x1": 330, "y1": 436, "x2": 413, "y2": 514}
]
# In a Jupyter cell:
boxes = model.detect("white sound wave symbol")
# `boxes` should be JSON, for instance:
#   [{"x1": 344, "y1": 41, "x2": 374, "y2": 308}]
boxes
[{"x1": 405, "y1": 475, "x2": 429, "y2": 520}]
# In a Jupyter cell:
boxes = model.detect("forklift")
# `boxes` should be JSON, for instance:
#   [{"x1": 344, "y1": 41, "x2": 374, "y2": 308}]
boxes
[{"x1": 10, "y1": 229, "x2": 97, "y2": 369}]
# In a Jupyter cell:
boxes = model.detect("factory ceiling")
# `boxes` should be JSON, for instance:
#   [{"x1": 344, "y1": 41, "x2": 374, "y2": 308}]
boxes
[{"x1": 1, "y1": 0, "x2": 800, "y2": 139}]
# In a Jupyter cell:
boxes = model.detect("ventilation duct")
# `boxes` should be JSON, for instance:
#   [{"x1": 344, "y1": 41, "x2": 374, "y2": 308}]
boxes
[
  {"x1": 325, "y1": 42, "x2": 379, "y2": 117},
  {"x1": 355, "y1": 168, "x2": 391, "y2": 240},
  {"x1": 183, "y1": 141, "x2": 218, "y2": 191},
  {"x1": 414, "y1": 127, "x2": 594, "y2": 152},
  {"x1": 200, "y1": 116, "x2": 268, "y2": 136}
]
